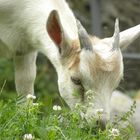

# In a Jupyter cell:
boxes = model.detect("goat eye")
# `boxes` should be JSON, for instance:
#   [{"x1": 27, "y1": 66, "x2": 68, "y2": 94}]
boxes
[{"x1": 71, "y1": 77, "x2": 81, "y2": 85}]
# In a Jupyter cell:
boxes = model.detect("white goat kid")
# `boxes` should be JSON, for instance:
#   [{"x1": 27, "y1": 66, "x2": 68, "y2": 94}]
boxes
[{"x1": 0, "y1": 0, "x2": 140, "y2": 126}]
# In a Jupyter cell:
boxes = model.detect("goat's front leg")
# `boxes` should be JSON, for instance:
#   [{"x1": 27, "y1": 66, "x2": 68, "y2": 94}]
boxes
[{"x1": 14, "y1": 51, "x2": 37, "y2": 99}]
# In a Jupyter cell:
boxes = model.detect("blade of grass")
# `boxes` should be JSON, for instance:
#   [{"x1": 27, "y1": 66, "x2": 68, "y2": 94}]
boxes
[{"x1": 0, "y1": 80, "x2": 6, "y2": 95}]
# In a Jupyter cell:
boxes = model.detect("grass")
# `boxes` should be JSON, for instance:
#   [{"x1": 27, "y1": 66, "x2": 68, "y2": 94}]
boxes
[{"x1": 0, "y1": 94, "x2": 139, "y2": 140}]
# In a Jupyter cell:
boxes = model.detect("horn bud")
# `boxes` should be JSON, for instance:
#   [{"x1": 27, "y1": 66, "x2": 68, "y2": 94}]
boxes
[
  {"x1": 112, "y1": 18, "x2": 120, "y2": 51},
  {"x1": 77, "y1": 20, "x2": 93, "y2": 51}
]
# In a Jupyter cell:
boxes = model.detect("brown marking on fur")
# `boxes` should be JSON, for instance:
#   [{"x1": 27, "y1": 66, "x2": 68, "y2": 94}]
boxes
[
  {"x1": 60, "y1": 39, "x2": 81, "y2": 74},
  {"x1": 68, "y1": 52, "x2": 80, "y2": 69},
  {"x1": 94, "y1": 53, "x2": 120, "y2": 72},
  {"x1": 89, "y1": 35, "x2": 101, "y2": 45},
  {"x1": 68, "y1": 40, "x2": 81, "y2": 70},
  {"x1": 83, "y1": 50, "x2": 122, "y2": 91},
  {"x1": 71, "y1": 39, "x2": 81, "y2": 49}
]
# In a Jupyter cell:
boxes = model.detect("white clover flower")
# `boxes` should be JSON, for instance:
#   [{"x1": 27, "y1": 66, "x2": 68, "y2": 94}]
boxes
[
  {"x1": 95, "y1": 108, "x2": 104, "y2": 115},
  {"x1": 23, "y1": 134, "x2": 33, "y2": 140},
  {"x1": 87, "y1": 96, "x2": 93, "y2": 101},
  {"x1": 33, "y1": 103, "x2": 39, "y2": 106},
  {"x1": 85, "y1": 90, "x2": 94, "y2": 96},
  {"x1": 53, "y1": 105, "x2": 62, "y2": 111},
  {"x1": 75, "y1": 103, "x2": 81, "y2": 108},
  {"x1": 88, "y1": 102, "x2": 94, "y2": 107},
  {"x1": 85, "y1": 90, "x2": 95, "y2": 101},
  {"x1": 80, "y1": 111, "x2": 87, "y2": 120},
  {"x1": 26, "y1": 94, "x2": 36, "y2": 100},
  {"x1": 109, "y1": 128, "x2": 120, "y2": 137}
]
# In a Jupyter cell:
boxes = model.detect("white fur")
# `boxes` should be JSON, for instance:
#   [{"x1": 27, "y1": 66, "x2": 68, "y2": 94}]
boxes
[
  {"x1": 111, "y1": 91, "x2": 140, "y2": 132},
  {"x1": 0, "y1": 0, "x2": 78, "y2": 96},
  {"x1": 0, "y1": 0, "x2": 78, "y2": 67},
  {"x1": 0, "y1": 0, "x2": 140, "y2": 132}
]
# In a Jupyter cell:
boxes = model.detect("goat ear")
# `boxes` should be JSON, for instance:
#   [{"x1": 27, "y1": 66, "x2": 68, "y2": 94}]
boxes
[
  {"x1": 47, "y1": 10, "x2": 63, "y2": 48},
  {"x1": 119, "y1": 24, "x2": 140, "y2": 49},
  {"x1": 47, "y1": 10, "x2": 79, "y2": 57}
]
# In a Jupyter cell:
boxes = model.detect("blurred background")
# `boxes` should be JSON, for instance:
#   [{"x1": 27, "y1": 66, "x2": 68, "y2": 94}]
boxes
[{"x1": 0, "y1": 0, "x2": 140, "y2": 106}]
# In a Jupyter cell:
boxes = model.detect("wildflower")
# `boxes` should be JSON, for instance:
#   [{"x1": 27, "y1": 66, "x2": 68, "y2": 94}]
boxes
[
  {"x1": 85, "y1": 90, "x2": 94, "y2": 96},
  {"x1": 33, "y1": 103, "x2": 39, "y2": 106},
  {"x1": 26, "y1": 94, "x2": 36, "y2": 100},
  {"x1": 75, "y1": 103, "x2": 81, "y2": 108},
  {"x1": 85, "y1": 90, "x2": 95, "y2": 101},
  {"x1": 87, "y1": 96, "x2": 93, "y2": 101},
  {"x1": 88, "y1": 102, "x2": 94, "y2": 107},
  {"x1": 23, "y1": 134, "x2": 33, "y2": 140},
  {"x1": 109, "y1": 128, "x2": 120, "y2": 137},
  {"x1": 53, "y1": 105, "x2": 62, "y2": 111},
  {"x1": 80, "y1": 111, "x2": 87, "y2": 120},
  {"x1": 95, "y1": 108, "x2": 104, "y2": 115}
]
